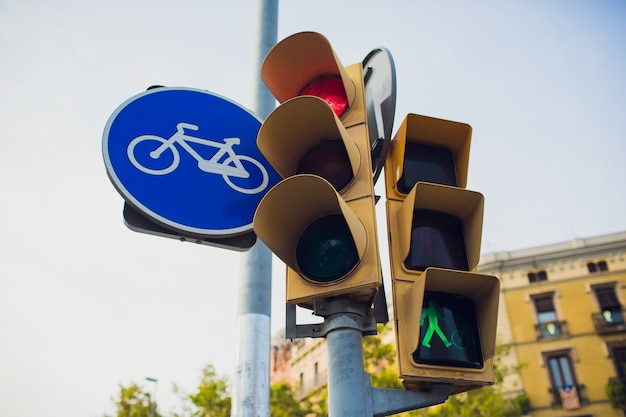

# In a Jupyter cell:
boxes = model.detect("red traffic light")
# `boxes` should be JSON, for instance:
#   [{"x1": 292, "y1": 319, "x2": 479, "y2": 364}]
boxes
[{"x1": 300, "y1": 75, "x2": 349, "y2": 117}]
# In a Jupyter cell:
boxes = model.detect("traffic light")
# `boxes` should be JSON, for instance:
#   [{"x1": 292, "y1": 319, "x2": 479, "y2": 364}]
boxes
[
  {"x1": 385, "y1": 113, "x2": 500, "y2": 394},
  {"x1": 253, "y1": 32, "x2": 381, "y2": 307}
]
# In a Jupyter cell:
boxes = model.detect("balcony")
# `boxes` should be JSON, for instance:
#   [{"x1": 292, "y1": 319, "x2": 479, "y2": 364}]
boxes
[
  {"x1": 548, "y1": 384, "x2": 588, "y2": 409},
  {"x1": 592, "y1": 309, "x2": 626, "y2": 334},
  {"x1": 535, "y1": 320, "x2": 569, "y2": 340}
]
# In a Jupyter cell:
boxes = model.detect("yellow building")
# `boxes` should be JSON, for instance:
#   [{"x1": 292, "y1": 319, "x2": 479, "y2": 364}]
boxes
[{"x1": 479, "y1": 231, "x2": 626, "y2": 417}]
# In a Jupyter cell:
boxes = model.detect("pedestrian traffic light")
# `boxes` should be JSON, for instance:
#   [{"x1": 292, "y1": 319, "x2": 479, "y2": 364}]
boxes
[
  {"x1": 392, "y1": 267, "x2": 500, "y2": 394},
  {"x1": 253, "y1": 32, "x2": 381, "y2": 307},
  {"x1": 385, "y1": 113, "x2": 500, "y2": 394},
  {"x1": 385, "y1": 113, "x2": 471, "y2": 200}
]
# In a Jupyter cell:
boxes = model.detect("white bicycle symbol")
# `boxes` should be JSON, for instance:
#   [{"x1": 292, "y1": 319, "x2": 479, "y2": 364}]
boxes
[{"x1": 127, "y1": 122, "x2": 269, "y2": 194}]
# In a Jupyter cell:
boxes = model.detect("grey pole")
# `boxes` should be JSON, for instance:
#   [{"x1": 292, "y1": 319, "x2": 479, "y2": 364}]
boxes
[
  {"x1": 325, "y1": 313, "x2": 369, "y2": 416},
  {"x1": 231, "y1": 1, "x2": 277, "y2": 417}
]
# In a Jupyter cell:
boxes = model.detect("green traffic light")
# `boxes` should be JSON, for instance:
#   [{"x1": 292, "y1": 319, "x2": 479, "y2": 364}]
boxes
[
  {"x1": 412, "y1": 292, "x2": 483, "y2": 369},
  {"x1": 296, "y1": 214, "x2": 359, "y2": 283}
]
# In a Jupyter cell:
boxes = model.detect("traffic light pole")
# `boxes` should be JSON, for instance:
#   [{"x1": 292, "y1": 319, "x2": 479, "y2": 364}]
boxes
[
  {"x1": 231, "y1": 1, "x2": 277, "y2": 417},
  {"x1": 288, "y1": 298, "x2": 453, "y2": 416}
]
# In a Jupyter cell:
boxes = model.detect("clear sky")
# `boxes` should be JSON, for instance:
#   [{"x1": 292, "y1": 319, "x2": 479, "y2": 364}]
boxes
[{"x1": 1, "y1": 1, "x2": 625, "y2": 416}]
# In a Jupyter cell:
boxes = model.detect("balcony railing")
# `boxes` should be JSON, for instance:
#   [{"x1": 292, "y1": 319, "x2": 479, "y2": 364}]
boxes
[
  {"x1": 548, "y1": 384, "x2": 588, "y2": 409},
  {"x1": 534, "y1": 320, "x2": 568, "y2": 339},
  {"x1": 592, "y1": 309, "x2": 626, "y2": 334}
]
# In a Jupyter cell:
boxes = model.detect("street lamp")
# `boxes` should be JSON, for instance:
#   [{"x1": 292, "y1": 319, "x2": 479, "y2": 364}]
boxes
[{"x1": 145, "y1": 377, "x2": 157, "y2": 417}]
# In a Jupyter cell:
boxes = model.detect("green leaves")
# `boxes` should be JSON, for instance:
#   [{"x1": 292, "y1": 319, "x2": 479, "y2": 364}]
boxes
[
  {"x1": 364, "y1": 324, "x2": 403, "y2": 390},
  {"x1": 107, "y1": 383, "x2": 158, "y2": 417},
  {"x1": 270, "y1": 382, "x2": 310, "y2": 417}
]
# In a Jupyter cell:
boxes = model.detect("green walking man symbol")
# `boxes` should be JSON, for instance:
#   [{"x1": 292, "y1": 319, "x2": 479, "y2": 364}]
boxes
[{"x1": 420, "y1": 300, "x2": 453, "y2": 348}]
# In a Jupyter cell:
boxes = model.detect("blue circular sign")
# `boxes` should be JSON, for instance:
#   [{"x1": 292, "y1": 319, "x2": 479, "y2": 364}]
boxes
[{"x1": 103, "y1": 87, "x2": 280, "y2": 237}]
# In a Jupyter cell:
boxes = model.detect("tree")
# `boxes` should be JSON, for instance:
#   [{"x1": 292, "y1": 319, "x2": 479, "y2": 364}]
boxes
[
  {"x1": 106, "y1": 383, "x2": 161, "y2": 417},
  {"x1": 415, "y1": 344, "x2": 530, "y2": 417},
  {"x1": 305, "y1": 385, "x2": 328, "y2": 417},
  {"x1": 270, "y1": 381, "x2": 311, "y2": 417},
  {"x1": 363, "y1": 324, "x2": 403, "y2": 389},
  {"x1": 173, "y1": 364, "x2": 231, "y2": 417}
]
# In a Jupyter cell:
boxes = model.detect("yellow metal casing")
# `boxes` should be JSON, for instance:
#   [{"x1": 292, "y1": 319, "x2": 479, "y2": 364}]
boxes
[
  {"x1": 392, "y1": 268, "x2": 500, "y2": 394},
  {"x1": 253, "y1": 175, "x2": 380, "y2": 307},
  {"x1": 256, "y1": 95, "x2": 369, "y2": 202},
  {"x1": 261, "y1": 32, "x2": 357, "y2": 123},
  {"x1": 385, "y1": 113, "x2": 472, "y2": 201},
  {"x1": 254, "y1": 175, "x2": 366, "y2": 270},
  {"x1": 258, "y1": 34, "x2": 370, "y2": 200},
  {"x1": 386, "y1": 182, "x2": 485, "y2": 279},
  {"x1": 253, "y1": 31, "x2": 381, "y2": 307},
  {"x1": 383, "y1": 109, "x2": 499, "y2": 394}
]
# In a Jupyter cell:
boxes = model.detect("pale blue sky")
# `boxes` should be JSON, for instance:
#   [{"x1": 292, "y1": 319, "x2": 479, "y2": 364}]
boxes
[{"x1": 1, "y1": 1, "x2": 625, "y2": 416}]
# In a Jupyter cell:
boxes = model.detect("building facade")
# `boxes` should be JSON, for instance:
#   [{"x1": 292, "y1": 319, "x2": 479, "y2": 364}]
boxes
[
  {"x1": 479, "y1": 231, "x2": 626, "y2": 417},
  {"x1": 270, "y1": 331, "x2": 328, "y2": 400}
]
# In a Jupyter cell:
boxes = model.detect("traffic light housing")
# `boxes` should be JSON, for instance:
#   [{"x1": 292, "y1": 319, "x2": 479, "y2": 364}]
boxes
[
  {"x1": 385, "y1": 113, "x2": 471, "y2": 199},
  {"x1": 385, "y1": 113, "x2": 500, "y2": 394},
  {"x1": 394, "y1": 268, "x2": 499, "y2": 393},
  {"x1": 253, "y1": 32, "x2": 381, "y2": 307}
]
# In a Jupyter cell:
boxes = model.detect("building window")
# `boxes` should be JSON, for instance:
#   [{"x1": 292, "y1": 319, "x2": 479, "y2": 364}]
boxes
[
  {"x1": 532, "y1": 293, "x2": 564, "y2": 338},
  {"x1": 587, "y1": 260, "x2": 609, "y2": 274},
  {"x1": 594, "y1": 285, "x2": 624, "y2": 325},
  {"x1": 545, "y1": 351, "x2": 581, "y2": 410},
  {"x1": 611, "y1": 346, "x2": 626, "y2": 378},
  {"x1": 548, "y1": 354, "x2": 575, "y2": 389},
  {"x1": 528, "y1": 270, "x2": 548, "y2": 283},
  {"x1": 607, "y1": 343, "x2": 626, "y2": 410}
]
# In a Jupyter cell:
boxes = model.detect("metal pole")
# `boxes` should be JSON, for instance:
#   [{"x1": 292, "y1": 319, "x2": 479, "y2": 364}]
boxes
[
  {"x1": 325, "y1": 313, "x2": 369, "y2": 417},
  {"x1": 231, "y1": 1, "x2": 277, "y2": 417},
  {"x1": 315, "y1": 300, "x2": 453, "y2": 417}
]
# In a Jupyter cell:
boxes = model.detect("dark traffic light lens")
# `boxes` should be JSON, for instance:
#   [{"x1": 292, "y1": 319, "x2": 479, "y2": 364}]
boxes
[
  {"x1": 404, "y1": 209, "x2": 469, "y2": 271},
  {"x1": 297, "y1": 141, "x2": 353, "y2": 191},
  {"x1": 412, "y1": 292, "x2": 483, "y2": 369},
  {"x1": 300, "y1": 75, "x2": 349, "y2": 117},
  {"x1": 296, "y1": 214, "x2": 358, "y2": 283},
  {"x1": 398, "y1": 142, "x2": 457, "y2": 193}
]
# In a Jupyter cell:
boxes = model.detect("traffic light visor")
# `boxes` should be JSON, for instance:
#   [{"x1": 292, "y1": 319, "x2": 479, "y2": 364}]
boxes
[
  {"x1": 256, "y1": 96, "x2": 361, "y2": 193},
  {"x1": 404, "y1": 268, "x2": 500, "y2": 363},
  {"x1": 253, "y1": 175, "x2": 367, "y2": 282},
  {"x1": 389, "y1": 114, "x2": 471, "y2": 194},
  {"x1": 261, "y1": 31, "x2": 356, "y2": 108},
  {"x1": 396, "y1": 182, "x2": 484, "y2": 271},
  {"x1": 405, "y1": 209, "x2": 469, "y2": 271}
]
